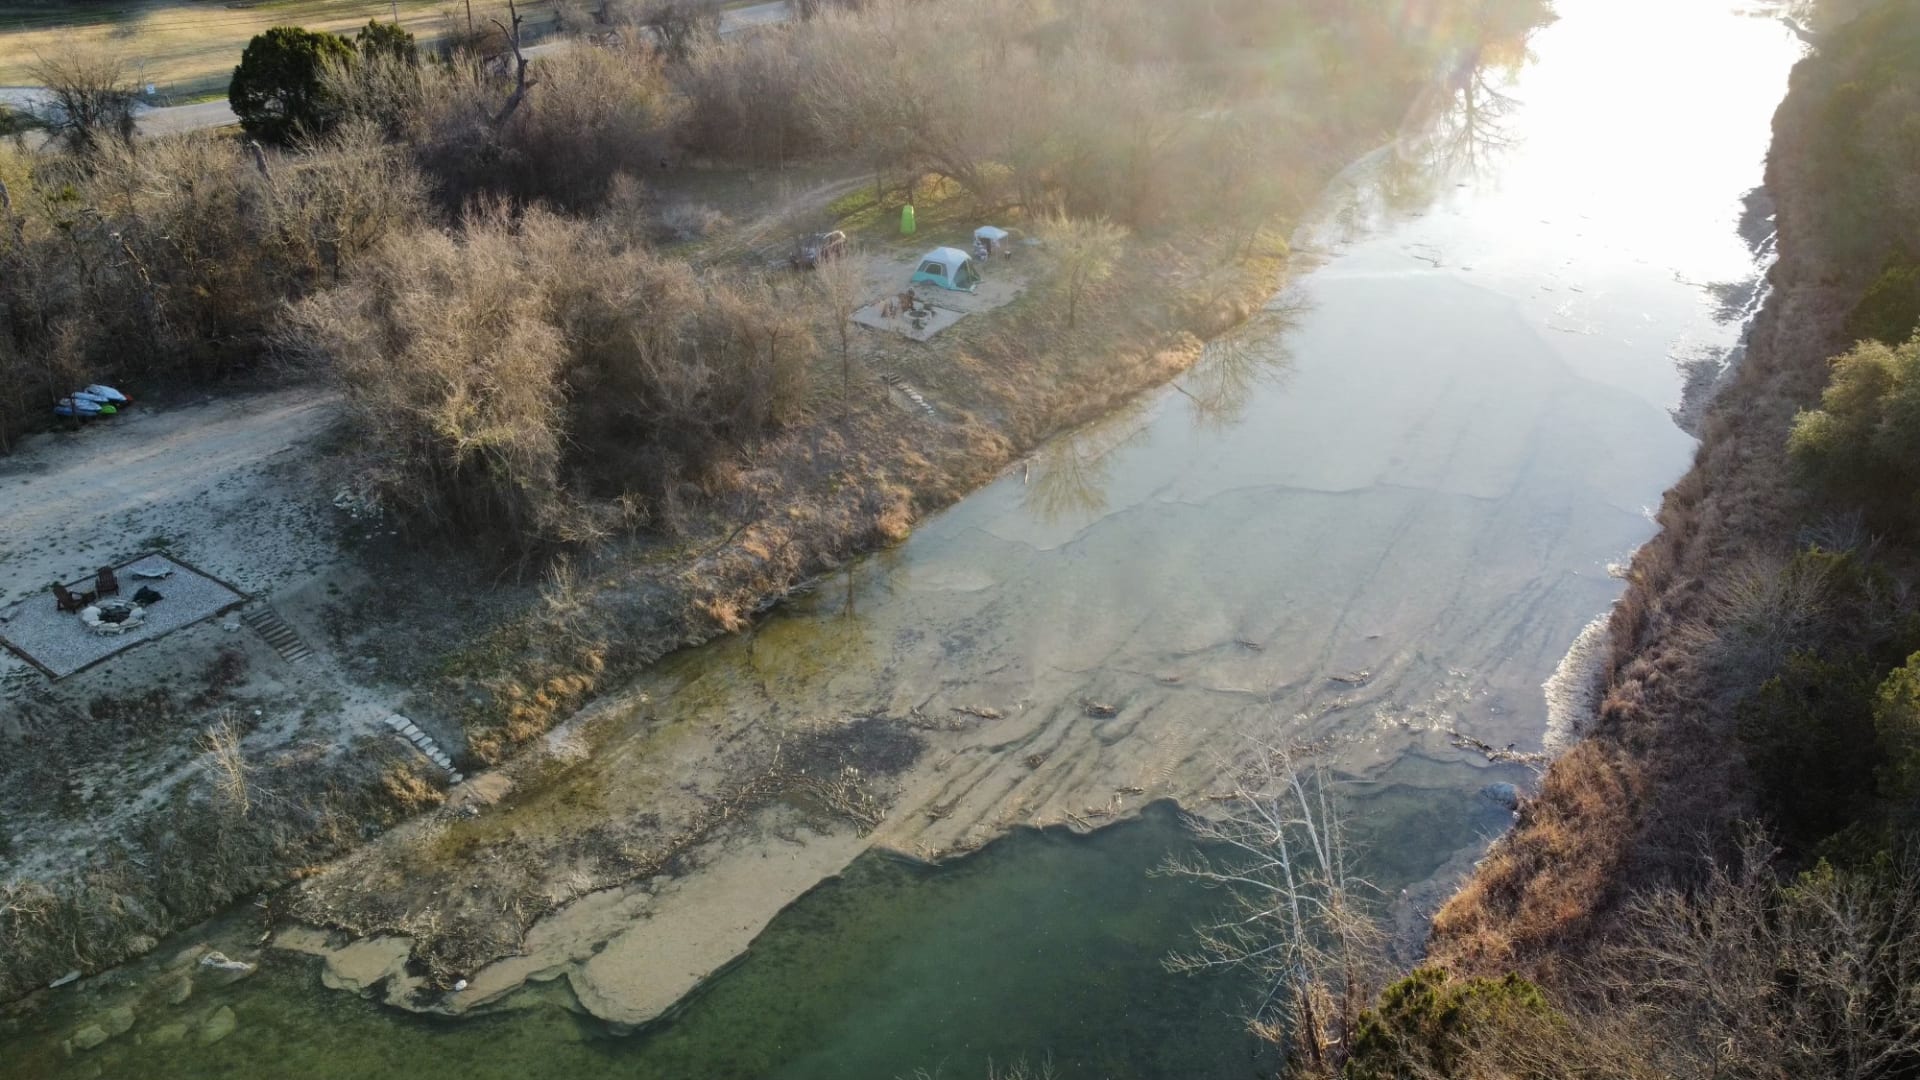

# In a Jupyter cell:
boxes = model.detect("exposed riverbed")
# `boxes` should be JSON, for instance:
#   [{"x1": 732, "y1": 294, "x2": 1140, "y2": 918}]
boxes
[{"x1": 1, "y1": 1, "x2": 1804, "y2": 1075}]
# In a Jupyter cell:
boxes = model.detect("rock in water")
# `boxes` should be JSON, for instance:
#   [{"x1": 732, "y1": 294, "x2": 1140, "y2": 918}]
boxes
[
  {"x1": 147, "y1": 1022, "x2": 189, "y2": 1046},
  {"x1": 1480, "y1": 782, "x2": 1521, "y2": 812},
  {"x1": 198, "y1": 1005, "x2": 237, "y2": 1045},
  {"x1": 165, "y1": 975, "x2": 194, "y2": 1005},
  {"x1": 198, "y1": 951, "x2": 257, "y2": 986},
  {"x1": 100, "y1": 1005, "x2": 136, "y2": 1037},
  {"x1": 69, "y1": 1024, "x2": 110, "y2": 1051}
]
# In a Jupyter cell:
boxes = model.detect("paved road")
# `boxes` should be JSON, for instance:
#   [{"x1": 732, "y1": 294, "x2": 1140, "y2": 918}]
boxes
[{"x1": 8, "y1": 1, "x2": 792, "y2": 139}]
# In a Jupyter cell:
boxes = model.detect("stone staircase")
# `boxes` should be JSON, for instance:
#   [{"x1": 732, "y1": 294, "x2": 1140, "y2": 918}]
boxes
[
  {"x1": 880, "y1": 372, "x2": 938, "y2": 419},
  {"x1": 242, "y1": 606, "x2": 313, "y2": 665},
  {"x1": 382, "y1": 714, "x2": 463, "y2": 784}
]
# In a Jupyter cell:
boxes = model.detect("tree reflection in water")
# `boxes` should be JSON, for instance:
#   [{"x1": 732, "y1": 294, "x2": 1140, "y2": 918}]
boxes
[
  {"x1": 1318, "y1": 28, "x2": 1537, "y2": 243},
  {"x1": 1174, "y1": 300, "x2": 1305, "y2": 431},
  {"x1": 1022, "y1": 396, "x2": 1153, "y2": 524},
  {"x1": 1022, "y1": 301, "x2": 1302, "y2": 524}
]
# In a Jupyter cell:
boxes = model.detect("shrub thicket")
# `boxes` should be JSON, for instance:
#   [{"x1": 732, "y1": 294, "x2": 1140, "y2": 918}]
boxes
[
  {"x1": 1802, "y1": 0, "x2": 1920, "y2": 262},
  {"x1": 286, "y1": 206, "x2": 811, "y2": 551},
  {"x1": 1789, "y1": 332, "x2": 1920, "y2": 533},
  {"x1": 1845, "y1": 256, "x2": 1920, "y2": 344},
  {"x1": 0, "y1": 128, "x2": 425, "y2": 451},
  {"x1": 1429, "y1": 846, "x2": 1920, "y2": 1080},
  {"x1": 666, "y1": 0, "x2": 1549, "y2": 229},
  {"x1": 327, "y1": 35, "x2": 676, "y2": 212},
  {"x1": 1345, "y1": 968, "x2": 1556, "y2": 1080}
]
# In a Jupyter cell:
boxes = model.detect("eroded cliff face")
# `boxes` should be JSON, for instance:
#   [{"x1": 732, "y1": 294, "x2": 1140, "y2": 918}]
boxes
[{"x1": 1426, "y1": 42, "x2": 1872, "y2": 976}]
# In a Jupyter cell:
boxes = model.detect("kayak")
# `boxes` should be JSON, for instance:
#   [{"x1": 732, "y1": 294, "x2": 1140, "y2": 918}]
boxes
[
  {"x1": 54, "y1": 396, "x2": 102, "y2": 417},
  {"x1": 70, "y1": 391, "x2": 118, "y2": 416},
  {"x1": 82, "y1": 384, "x2": 130, "y2": 404}
]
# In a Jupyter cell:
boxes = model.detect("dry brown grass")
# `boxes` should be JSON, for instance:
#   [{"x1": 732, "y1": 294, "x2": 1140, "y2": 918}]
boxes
[
  {"x1": 380, "y1": 763, "x2": 448, "y2": 814},
  {"x1": 198, "y1": 713, "x2": 253, "y2": 816},
  {"x1": 1430, "y1": 740, "x2": 1642, "y2": 975}
]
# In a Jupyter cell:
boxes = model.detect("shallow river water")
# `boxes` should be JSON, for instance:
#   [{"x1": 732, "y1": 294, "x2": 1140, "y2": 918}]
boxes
[{"x1": 2, "y1": 2, "x2": 1805, "y2": 1077}]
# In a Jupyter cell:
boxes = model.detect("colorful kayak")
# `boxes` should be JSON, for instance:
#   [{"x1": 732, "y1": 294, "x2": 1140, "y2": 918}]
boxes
[
  {"x1": 54, "y1": 396, "x2": 102, "y2": 418},
  {"x1": 70, "y1": 390, "x2": 119, "y2": 416}
]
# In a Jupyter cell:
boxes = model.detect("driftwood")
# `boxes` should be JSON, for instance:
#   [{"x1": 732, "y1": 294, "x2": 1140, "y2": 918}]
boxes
[{"x1": 1447, "y1": 729, "x2": 1550, "y2": 767}]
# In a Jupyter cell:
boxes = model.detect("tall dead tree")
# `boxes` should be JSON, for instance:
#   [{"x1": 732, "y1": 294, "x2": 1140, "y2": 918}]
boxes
[
  {"x1": 490, "y1": 1, "x2": 537, "y2": 127},
  {"x1": 811, "y1": 246, "x2": 863, "y2": 418},
  {"x1": 1163, "y1": 738, "x2": 1387, "y2": 1072}
]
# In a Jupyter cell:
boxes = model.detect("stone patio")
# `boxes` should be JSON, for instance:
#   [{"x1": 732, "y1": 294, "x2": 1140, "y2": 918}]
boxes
[
  {"x1": 851, "y1": 300, "x2": 970, "y2": 342},
  {"x1": 0, "y1": 554, "x2": 246, "y2": 678}
]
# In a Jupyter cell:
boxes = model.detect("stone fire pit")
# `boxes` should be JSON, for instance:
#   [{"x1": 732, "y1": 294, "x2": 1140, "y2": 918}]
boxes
[{"x1": 79, "y1": 600, "x2": 146, "y2": 636}]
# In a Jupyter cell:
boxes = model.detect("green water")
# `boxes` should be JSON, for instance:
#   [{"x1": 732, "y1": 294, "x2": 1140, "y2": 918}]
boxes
[{"x1": 3, "y1": 807, "x2": 1291, "y2": 1080}]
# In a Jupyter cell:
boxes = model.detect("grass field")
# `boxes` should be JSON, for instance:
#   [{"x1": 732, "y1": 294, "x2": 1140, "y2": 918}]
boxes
[{"x1": 0, "y1": 0, "x2": 562, "y2": 99}]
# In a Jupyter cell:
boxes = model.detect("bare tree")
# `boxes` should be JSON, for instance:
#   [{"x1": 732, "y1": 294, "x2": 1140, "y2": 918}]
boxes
[
  {"x1": 29, "y1": 46, "x2": 137, "y2": 154},
  {"x1": 641, "y1": 0, "x2": 720, "y2": 62},
  {"x1": 811, "y1": 247, "x2": 864, "y2": 416},
  {"x1": 1036, "y1": 212, "x2": 1127, "y2": 329},
  {"x1": 1583, "y1": 833, "x2": 1920, "y2": 1080},
  {"x1": 489, "y1": 0, "x2": 538, "y2": 127},
  {"x1": 1163, "y1": 737, "x2": 1386, "y2": 1072}
]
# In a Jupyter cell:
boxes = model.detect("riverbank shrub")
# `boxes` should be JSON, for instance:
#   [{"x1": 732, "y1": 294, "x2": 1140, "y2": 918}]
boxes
[
  {"x1": 1345, "y1": 968, "x2": 1556, "y2": 1080},
  {"x1": 1802, "y1": 0, "x2": 1920, "y2": 262},
  {"x1": 1845, "y1": 256, "x2": 1920, "y2": 344},
  {"x1": 1873, "y1": 654, "x2": 1920, "y2": 823},
  {"x1": 1789, "y1": 333, "x2": 1920, "y2": 533},
  {"x1": 1738, "y1": 651, "x2": 1885, "y2": 847}
]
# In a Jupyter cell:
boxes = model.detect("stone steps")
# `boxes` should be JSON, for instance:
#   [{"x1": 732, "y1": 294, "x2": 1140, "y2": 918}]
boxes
[
  {"x1": 381, "y1": 714, "x2": 463, "y2": 785},
  {"x1": 241, "y1": 607, "x2": 312, "y2": 664},
  {"x1": 879, "y1": 372, "x2": 938, "y2": 419}
]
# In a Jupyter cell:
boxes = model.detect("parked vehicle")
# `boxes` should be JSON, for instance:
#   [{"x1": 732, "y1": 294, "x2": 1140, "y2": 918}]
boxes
[{"x1": 791, "y1": 230, "x2": 848, "y2": 270}]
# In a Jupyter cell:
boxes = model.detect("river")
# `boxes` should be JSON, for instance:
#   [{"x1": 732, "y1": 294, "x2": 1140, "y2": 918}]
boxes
[{"x1": 0, "y1": 2, "x2": 1803, "y2": 1077}]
